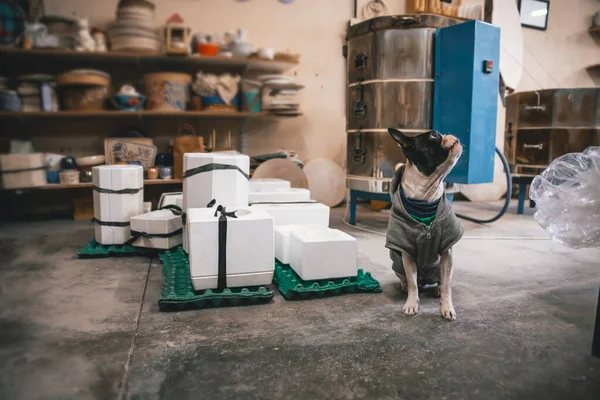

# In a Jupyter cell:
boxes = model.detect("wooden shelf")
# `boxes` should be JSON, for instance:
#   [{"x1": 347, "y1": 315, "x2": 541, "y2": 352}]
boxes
[
  {"x1": 0, "y1": 110, "x2": 298, "y2": 120},
  {"x1": 2, "y1": 179, "x2": 182, "y2": 191},
  {"x1": 0, "y1": 48, "x2": 298, "y2": 73},
  {"x1": 589, "y1": 26, "x2": 600, "y2": 33}
]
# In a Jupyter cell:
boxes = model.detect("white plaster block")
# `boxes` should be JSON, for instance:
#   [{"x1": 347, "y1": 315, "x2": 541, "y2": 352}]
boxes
[
  {"x1": 159, "y1": 192, "x2": 183, "y2": 208},
  {"x1": 92, "y1": 165, "x2": 143, "y2": 245},
  {"x1": 249, "y1": 188, "x2": 311, "y2": 204},
  {"x1": 0, "y1": 153, "x2": 46, "y2": 189},
  {"x1": 183, "y1": 153, "x2": 249, "y2": 210},
  {"x1": 274, "y1": 225, "x2": 328, "y2": 264},
  {"x1": 249, "y1": 178, "x2": 291, "y2": 192},
  {"x1": 188, "y1": 207, "x2": 274, "y2": 290},
  {"x1": 130, "y1": 209, "x2": 183, "y2": 249},
  {"x1": 250, "y1": 202, "x2": 330, "y2": 227},
  {"x1": 289, "y1": 227, "x2": 357, "y2": 280}
]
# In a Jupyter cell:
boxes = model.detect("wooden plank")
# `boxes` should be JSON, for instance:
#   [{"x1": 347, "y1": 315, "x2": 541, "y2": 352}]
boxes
[
  {"x1": 1, "y1": 179, "x2": 183, "y2": 191},
  {"x1": 0, "y1": 48, "x2": 297, "y2": 73},
  {"x1": 0, "y1": 111, "x2": 270, "y2": 119}
]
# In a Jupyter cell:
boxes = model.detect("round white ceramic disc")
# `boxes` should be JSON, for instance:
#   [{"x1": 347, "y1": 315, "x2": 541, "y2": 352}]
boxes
[
  {"x1": 303, "y1": 158, "x2": 346, "y2": 207},
  {"x1": 252, "y1": 158, "x2": 309, "y2": 189}
]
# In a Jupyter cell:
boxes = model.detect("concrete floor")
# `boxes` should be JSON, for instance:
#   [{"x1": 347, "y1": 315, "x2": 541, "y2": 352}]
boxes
[{"x1": 1, "y1": 201, "x2": 599, "y2": 400}]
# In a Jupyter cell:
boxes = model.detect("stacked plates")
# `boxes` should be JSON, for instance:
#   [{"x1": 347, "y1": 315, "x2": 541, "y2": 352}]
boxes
[
  {"x1": 258, "y1": 75, "x2": 303, "y2": 116},
  {"x1": 16, "y1": 75, "x2": 59, "y2": 112},
  {"x1": 108, "y1": 0, "x2": 160, "y2": 53},
  {"x1": 40, "y1": 16, "x2": 78, "y2": 49}
]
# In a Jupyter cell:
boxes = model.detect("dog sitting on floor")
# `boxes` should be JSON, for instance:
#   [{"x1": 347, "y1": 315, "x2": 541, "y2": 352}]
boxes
[{"x1": 386, "y1": 128, "x2": 464, "y2": 321}]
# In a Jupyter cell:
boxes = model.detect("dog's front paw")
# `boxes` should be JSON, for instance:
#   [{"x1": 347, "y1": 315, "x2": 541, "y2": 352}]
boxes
[
  {"x1": 402, "y1": 296, "x2": 419, "y2": 316},
  {"x1": 440, "y1": 301, "x2": 456, "y2": 321}
]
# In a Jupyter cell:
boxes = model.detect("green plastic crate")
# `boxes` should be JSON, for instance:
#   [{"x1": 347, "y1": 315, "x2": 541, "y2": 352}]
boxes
[
  {"x1": 77, "y1": 239, "x2": 155, "y2": 259},
  {"x1": 158, "y1": 247, "x2": 274, "y2": 311},
  {"x1": 273, "y1": 260, "x2": 382, "y2": 300}
]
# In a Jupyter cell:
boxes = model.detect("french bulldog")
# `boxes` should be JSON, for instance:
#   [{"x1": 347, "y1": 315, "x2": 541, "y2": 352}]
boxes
[{"x1": 386, "y1": 128, "x2": 464, "y2": 321}]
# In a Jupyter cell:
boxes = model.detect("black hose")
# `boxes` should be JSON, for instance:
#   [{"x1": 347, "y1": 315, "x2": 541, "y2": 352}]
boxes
[{"x1": 455, "y1": 146, "x2": 512, "y2": 224}]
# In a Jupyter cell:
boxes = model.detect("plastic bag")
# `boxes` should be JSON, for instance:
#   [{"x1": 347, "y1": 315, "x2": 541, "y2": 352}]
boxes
[{"x1": 529, "y1": 147, "x2": 600, "y2": 249}]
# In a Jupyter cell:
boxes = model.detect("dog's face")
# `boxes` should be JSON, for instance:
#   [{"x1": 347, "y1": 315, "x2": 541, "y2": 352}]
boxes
[{"x1": 388, "y1": 128, "x2": 462, "y2": 176}]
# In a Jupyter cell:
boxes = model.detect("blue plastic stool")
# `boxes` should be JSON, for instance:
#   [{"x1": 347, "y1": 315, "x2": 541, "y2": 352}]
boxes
[{"x1": 512, "y1": 175, "x2": 536, "y2": 214}]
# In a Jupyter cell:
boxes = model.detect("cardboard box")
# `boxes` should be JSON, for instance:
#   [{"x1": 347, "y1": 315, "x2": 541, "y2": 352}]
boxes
[
  {"x1": 250, "y1": 202, "x2": 330, "y2": 227},
  {"x1": 130, "y1": 209, "x2": 183, "y2": 249},
  {"x1": 249, "y1": 188, "x2": 311, "y2": 204},
  {"x1": 187, "y1": 207, "x2": 274, "y2": 290},
  {"x1": 274, "y1": 225, "x2": 328, "y2": 264},
  {"x1": 249, "y1": 178, "x2": 291, "y2": 192},
  {"x1": 183, "y1": 153, "x2": 249, "y2": 210},
  {"x1": 92, "y1": 165, "x2": 143, "y2": 245},
  {"x1": 0, "y1": 153, "x2": 47, "y2": 189},
  {"x1": 289, "y1": 227, "x2": 357, "y2": 280}
]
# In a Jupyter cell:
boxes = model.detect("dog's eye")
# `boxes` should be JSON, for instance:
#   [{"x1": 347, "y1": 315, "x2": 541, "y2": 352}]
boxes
[{"x1": 430, "y1": 132, "x2": 440, "y2": 140}]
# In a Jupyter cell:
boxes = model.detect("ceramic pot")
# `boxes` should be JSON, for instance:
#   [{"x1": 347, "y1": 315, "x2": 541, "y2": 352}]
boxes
[
  {"x1": 143, "y1": 72, "x2": 191, "y2": 111},
  {"x1": 59, "y1": 169, "x2": 80, "y2": 184},
  {"x1": 60, "y1": 156, "x2": 77, "y2": 170},
  {"x1": 147, "y1": 167, "x2": 159, "y2": 179},
  {"x1": 159, "y1": 166, "x2": 173, "y2": 180}
]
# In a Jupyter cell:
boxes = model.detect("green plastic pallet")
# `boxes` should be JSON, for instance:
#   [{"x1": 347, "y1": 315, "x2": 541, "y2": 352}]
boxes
[
  {"x1": 158, "y1": 247, "x2": 274, "y2": 311},
  {"x1": 77, "y1": 239, "x2": 155, "y2": 259},
  {"x1": 273, "y1": 260, "x2": 382, "y2": 300}
]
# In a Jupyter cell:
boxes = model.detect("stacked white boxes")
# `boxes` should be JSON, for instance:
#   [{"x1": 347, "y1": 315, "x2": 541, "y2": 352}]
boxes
[
  {"x1": 182, "y1": 153, "x2": 250, "y2": 255},
  {"x1": 92, "y1": 165, "x2": 144, "y2": 245},
  {"x1": 183, "y1": 157, "x2": 356, "y2": 290}
]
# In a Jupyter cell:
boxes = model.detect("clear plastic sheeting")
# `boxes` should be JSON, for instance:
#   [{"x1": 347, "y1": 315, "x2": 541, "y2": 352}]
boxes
[{"x1": 530, "y1": 147, "x2": 600, "y2": 249}]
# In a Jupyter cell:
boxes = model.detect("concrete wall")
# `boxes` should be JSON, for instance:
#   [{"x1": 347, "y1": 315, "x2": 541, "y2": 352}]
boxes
[{"x1": 517, "y1": 0, "x2": 599, "y2": 91}]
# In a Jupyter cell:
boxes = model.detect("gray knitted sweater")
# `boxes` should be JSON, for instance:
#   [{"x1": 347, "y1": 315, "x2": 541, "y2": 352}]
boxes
[{"x1": 386, "y1": 166, "x2": 464, "y2": 279}]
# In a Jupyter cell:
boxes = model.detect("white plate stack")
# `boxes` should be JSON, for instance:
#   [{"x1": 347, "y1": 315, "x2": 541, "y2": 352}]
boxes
[
  {"x1": 108, "y1": 0, "x2": 161, "y2": 54},
  {"x1": 258, "y1": 75, "x2": 303, "y2": 116},
  {"x1": 17, "y1": 74, "x2": 59, "y2": 112}
]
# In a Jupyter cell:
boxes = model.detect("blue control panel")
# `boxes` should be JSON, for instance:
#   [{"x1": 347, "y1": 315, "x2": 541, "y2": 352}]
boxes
[{"x1": 433, "y1": 20, "x2": 501, "y2": 184}]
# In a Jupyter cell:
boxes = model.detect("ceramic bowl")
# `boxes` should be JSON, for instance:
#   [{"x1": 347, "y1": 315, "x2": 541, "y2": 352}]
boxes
[
  {"x1": 230, "y1": 42, "x2": 254, "y2": 58},
  {"x1": 111, "y1": 93, "x2": 146, "y2": 111},
  {"x1": 59, "y1": 169, "x2": 80, "y2": 184},
  {"x1": 258, "y1": 47, "x2": 275, "y2": 60},
  {"x1": 0, "y1": 90, "x2": 22, "y2": 111},
  {"x1": 197, "y1": 43, "x2": 219, "y2": 56},
  {"x1": 159, "y1": 166, "x2": 173, "y2": 180},
  {"x1": 76, "y1": 155, "x2": 105, "y2": 167}
]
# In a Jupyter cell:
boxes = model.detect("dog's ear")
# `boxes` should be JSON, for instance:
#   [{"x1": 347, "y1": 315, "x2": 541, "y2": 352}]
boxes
[{"x1": 388, "y1": 128, "x2": 413, "y2": 148}]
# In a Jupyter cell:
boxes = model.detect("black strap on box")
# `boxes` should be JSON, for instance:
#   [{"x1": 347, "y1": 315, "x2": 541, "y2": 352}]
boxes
[
  {"x1": 159, "y1": 204, "x2": 183, "y2": 215},
  {"x1": 0, "y1": 166, "x2": 46, "y2": 174},
  {"x1": 214, "y1": 204, "x2": 238, "y2": 290},
  {"x1": 124, "y1": 205, "x2": 184, "y2": 245},
  {"x1": 182, "y1": 163, "x2": 250, "y2": 180},
  {"x1": 91, "y1": 217, "x2": 130, "y2": 227},
  {"x1": 93, "y1": 186, "x2": 143, "y2": 194},
  {"x1": 125, "y1": 228, "x2": 184, "y2": 245},
  {"x1": 181, "y1": 199, "x2": 215, "y2": 225}
]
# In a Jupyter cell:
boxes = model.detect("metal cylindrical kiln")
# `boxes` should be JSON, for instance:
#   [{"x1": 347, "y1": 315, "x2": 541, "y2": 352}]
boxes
[{"x1": 345, "y1": 14, "x2": 459, "y2": 193}]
